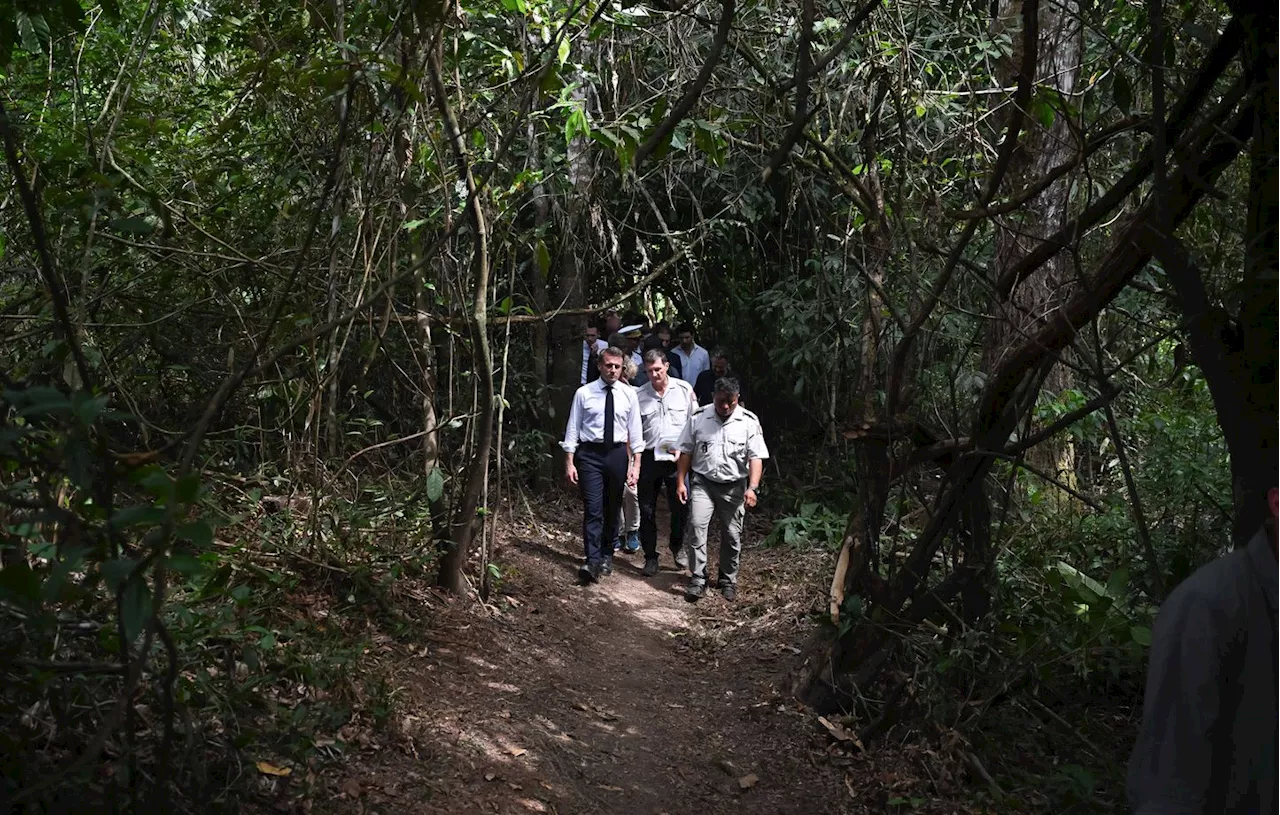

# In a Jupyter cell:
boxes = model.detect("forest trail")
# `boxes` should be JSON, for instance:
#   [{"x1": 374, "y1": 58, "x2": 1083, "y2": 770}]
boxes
[{"x1": 308, "y1": 502, "x2": 862, "y2": 814}]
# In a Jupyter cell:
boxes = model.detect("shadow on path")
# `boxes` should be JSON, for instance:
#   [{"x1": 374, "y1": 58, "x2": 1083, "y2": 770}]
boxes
[{"x1": 322, "y1": 507, "x2": 849, "y2": 815}]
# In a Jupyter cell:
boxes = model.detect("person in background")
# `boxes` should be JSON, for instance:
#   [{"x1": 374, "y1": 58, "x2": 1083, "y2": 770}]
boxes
[
  {"x1": 694, "y1": 350, "x2": 745, "y2": 407},
  {"x1": 674, "y1": 377, "x2": 769, "y2": 602},
  {"x1": 602, "y1": 309, "x2": 621, "y2": 338},
  {"x1": 561, "y1": 347, "x2": 644, "y2": 584},
  {"x1": 1127, "y1": 487, "x2": 1278, "y2": 814},
  {"x1": 619, "y1": 324, "x2": 646, "y2": 383},
  {"x1": 635, "y1": 348, "x2": 697, "y2": 576},
  {"x1": 581, "y1": 322, "x2": 607, "y2": 385},
  {"x1": 642, "y1": 333, "x2": 683, "y2": 383},
  {"x1": 605, "y1": 329, "x2": 643, "y2": 554},
  {"x1": 654, "y1": 320, "x2": 674, "y2": 349},
  {"x1": 672, "y1": 323, "x2": 710, "y2": 386}
]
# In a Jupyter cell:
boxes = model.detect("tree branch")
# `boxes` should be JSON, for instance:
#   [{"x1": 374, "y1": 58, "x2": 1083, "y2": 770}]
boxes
[
  {"x1": 0, "y1": 100, "x2": 94, "y2": 388},
  {"x1": 632, "y1": 0, "x2": 734, "y2": 173},
  {"x1": 884, "y1": 0, "x2": 1040, "y2": 415}
]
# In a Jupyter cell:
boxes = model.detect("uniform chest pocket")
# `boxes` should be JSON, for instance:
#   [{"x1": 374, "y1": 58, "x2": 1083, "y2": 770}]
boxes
[{"x1": 720, "y1": 427, "x2": 750, "y2": 454}]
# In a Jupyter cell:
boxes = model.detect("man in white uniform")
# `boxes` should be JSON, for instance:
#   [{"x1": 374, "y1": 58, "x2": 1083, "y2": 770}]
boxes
[
  {"x1": 635, "y1": 349, "x2": 697, "y2": 576},
  {"x1": 675, "y1": 376, "x2": 769, "y2": 601}
]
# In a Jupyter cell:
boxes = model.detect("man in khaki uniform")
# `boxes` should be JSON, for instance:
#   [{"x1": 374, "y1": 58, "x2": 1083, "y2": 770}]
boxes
[{"x1": 675, "y1": 376, "x2": 769, "y2": 601}]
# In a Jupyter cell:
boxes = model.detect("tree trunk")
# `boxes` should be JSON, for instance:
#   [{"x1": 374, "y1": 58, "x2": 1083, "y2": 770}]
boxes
[
  {"x1": 1232, "y1": 5, "x2": 1278, "y2": 544},
  {"x1": 548, "y1": 78, "x2": 595, "y2": 442},
  {"x1": 985, "y1": 0, "x2": 1083, "y2": 482},
  {"x1": 428, "y1": 43, "x2": 496, "y2": 595},
  {"x1": 323, "y1": 0, "x2": 349, "y2": 461}
]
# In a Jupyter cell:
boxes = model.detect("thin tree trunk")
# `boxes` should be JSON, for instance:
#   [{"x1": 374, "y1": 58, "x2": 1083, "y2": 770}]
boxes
[{"x1": 428, "y1": 44, "x2": 495, "y2": 595}]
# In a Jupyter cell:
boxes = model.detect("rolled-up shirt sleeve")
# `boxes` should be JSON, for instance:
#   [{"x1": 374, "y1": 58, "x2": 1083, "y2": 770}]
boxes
[
  {"x1": 1127, "y1": 588, "x2": 1222, "y2": 814},
  {"x1": 561, "y1": 390, "x2": 583, "y2": 453},
  {"x1": 626, "y1": 390, "x2": 644, "y2": 453}
]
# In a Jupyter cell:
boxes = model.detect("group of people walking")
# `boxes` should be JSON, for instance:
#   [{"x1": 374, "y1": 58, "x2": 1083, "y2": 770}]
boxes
[{"x1": 565, "y1": 313, "x2": 767, "y2": 601}]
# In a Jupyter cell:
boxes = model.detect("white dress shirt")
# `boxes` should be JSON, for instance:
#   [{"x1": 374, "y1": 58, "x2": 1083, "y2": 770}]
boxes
[
  {"x1": 672, "y1": 343, "x2": 710, "y2": 385},
  {"x1": 561, "y1": 378, "x2": 644, "y2": 454},
  {"x1": 636, "y1": 378, "x2": 696, "y2": 461},
  {"x1": 581, "y1": 338, "x2": 607, "y2": 384}
]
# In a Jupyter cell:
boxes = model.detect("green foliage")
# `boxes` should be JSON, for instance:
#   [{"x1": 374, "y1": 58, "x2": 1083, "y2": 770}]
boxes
[{"x1": 764, "y1": 501, "x2": 846, "y2": 550}]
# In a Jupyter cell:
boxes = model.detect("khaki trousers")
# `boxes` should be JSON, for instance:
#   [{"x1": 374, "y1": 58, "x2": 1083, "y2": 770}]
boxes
[
  {"x1": 615, "y1": 481, "x2": 640, "y2": 538},
  {"x1": 685, "y1": 474, "x2": 745, "y2": 587}
]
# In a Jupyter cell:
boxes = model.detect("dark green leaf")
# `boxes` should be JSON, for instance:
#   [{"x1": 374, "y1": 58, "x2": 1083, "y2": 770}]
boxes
[
  {"x1": 1105, "y1": 567, "x2": 1129, "y2": 600},
  {"x1": 74, "y1": 393, "x2": 109, "y2": 426},
  {"x1": 101, "y1": 558, "x2": 137, "y2": 593},
  {"x1": 535, "y1": 240, "x2": 551, "y2": 278},
  {"x1": 168, "y1": 549, "x2": 208, "y2": 577},
  {"x1": 0, "y1": 561, "x2": 42, "y2": 606},
  {"x1": 108, "y1": 216, "x2": 156, "y2": 235},
  {"x1": 111, "y1": 503, "x2": 165, "y2": 529},
  {"x1": 426, "y1": 468, "x2": 445, "y2": 502},
  {"x1": 121, "y1": 578, "x2": 151, "y2": 642},
  {"x1": 178, "y1": 519, "x2": 214, "y2": 550},
  {"x1": 175, "y1": 473, "x2": 201, "y2": 504},
  {"x1": 1112, "y1": 73, "x2": 1132, "y2": 114}
]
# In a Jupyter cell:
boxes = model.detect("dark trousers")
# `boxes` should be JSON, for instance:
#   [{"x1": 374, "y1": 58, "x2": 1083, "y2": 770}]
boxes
[
  {"x1": 638, "y1": 450, "x2": 687, "y2": 558},
  {"x1": 575, "y1": 443, "x2": 627, "y2": 565}
]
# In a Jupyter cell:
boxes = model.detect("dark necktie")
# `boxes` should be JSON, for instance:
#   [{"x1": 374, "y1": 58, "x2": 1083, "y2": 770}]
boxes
[{"x1": 602, "y1": 384, "x2": 614, "y2": 445}]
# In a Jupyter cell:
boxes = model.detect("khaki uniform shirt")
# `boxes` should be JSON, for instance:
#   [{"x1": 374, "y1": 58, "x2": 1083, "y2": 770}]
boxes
[
  {"x1": 637, "y1": 378, "x2": 696, "y2": 461},
  {"x1": 676, "y1": 404, "x2": 769, "y2": 483}
]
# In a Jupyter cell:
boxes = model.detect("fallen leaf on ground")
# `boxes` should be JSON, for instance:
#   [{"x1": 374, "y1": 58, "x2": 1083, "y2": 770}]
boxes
[
  {"x1": 509, "y1": 746, "x2": 528, "y2": 758},
  {"x1": 818, "y1": 715, "x2": 864, "y2": 749},
  {"x1": 598, "y1": 785, "x2": 624, "y2": 792},
  {"x1": 256, "y1": 761, "x2": 292, "y2": 777},
  {"x1": 738, "y1": 774, "x2": 759, "y2": 790}
]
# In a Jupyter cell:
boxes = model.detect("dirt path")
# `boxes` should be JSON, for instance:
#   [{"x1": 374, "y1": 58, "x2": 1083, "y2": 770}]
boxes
[{"x1": 323, "y1": 504, "x2": 856, "y2": 814}]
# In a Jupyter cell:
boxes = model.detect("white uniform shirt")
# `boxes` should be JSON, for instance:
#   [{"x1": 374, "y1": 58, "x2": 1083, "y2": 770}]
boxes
[
  {"x1": 581, "y1": 338, "x2": 607, "y2": 384},
  {"x1": 636, "y1": 378, "x2": 696, "y2": 461},
  {"x1": 561, "y1": 378, "x2": 644, "y2": 454},
  {"x1": 672, "y1": 343, "x2": 710, "y2": 385},
  {"x1": 676, "y1": 404, "x2": 769, "y2": 482}
]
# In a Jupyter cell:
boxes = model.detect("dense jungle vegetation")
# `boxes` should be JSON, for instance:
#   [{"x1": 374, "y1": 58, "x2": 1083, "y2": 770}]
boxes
[{"x1": 1, "y1": 0, "x2": 1275, "y2": 810}]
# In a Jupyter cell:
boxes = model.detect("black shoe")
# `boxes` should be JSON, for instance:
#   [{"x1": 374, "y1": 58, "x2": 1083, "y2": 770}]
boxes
[
  {"x1": 673, "y1": 547, "x2": 689, "y2": 571},
  {"x1": 579, "y1": 562, "x2": 601, "y2": 584},
  {"x1": 641, "y1": 556, "x2": 660, "y2": 577},
  {"x1": 601, "y1": 555, "x2": 614, "y2": 577},
  {"x1": 721, "y1": 583, "x2": 737, "y2": 602},
  {"x1": 685, "y1": 583, "x2": 705, "y2": 602}
]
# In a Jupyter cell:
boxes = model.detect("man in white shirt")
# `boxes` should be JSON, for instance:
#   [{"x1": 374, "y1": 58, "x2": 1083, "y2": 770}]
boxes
[
  {"x1": 672, "y1": 323, "x2": 710, "y2": 386},
  {"x1": 675, "y1": 376, "x2": 769, "y2": 601},
  {"x1": 635, "y1": 349, "x2": 698, "y2": 576},
  {"x1": 562, "y1": 347, "x2": 644, "y2": 583},
  {"x1": 580, "y1": 323, "x2": 607, "y2": 385}
]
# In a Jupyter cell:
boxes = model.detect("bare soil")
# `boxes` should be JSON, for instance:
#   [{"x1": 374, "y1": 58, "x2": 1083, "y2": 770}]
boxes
[{"x1": 288, "y1": 498, "x2": 995, "y2": 815}]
